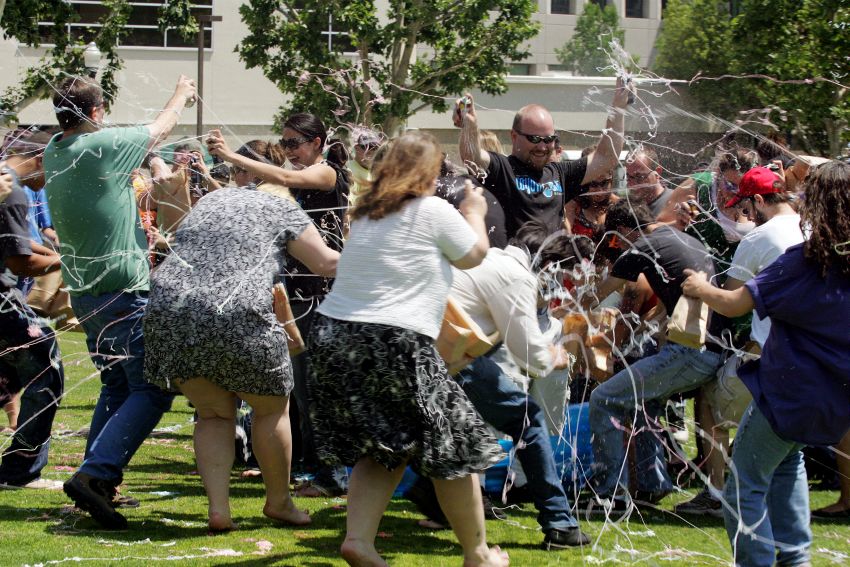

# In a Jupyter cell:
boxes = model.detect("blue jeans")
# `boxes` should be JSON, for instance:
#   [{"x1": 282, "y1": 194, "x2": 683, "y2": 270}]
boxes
[
  {"x1": 723, "y1": 403, "x2": 811, "y2": 567},
  {"x1": 0, "y1": 295, "x2": 64, "y2": 485},
  {"x1": 72, "y1": 291, "x2": 174, "y2": 483},
  {"x1": 456, "y1": 355, "x2": 578, "y2": 530},
  {"x1": 589, "y1": 342, "x2": 721, "y2": 498}
]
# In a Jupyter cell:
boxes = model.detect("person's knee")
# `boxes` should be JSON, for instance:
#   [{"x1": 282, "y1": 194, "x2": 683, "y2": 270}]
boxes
[{"x1": 240, "y1": 394, "x2": 288, "y2": 418}]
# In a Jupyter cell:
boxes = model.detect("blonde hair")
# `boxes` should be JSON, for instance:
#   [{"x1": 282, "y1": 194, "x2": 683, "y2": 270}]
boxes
[
  {"x1": 350, "y1": 132, "x2": 443, "y2": 221},
  {"x1": 479, "y1": 130, "x2": 504, "y2": 154},
  {"x1": 257, "y1": 183, "x2": 294, "y2": 201}
]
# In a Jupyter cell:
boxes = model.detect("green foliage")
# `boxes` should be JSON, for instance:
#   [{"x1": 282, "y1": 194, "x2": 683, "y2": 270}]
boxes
[
  {"x1": 0, "y1": 0, "x2": 195, "y2": 125},
  {"x1": 555, "y1": 3, "x2": 626, "y2": 76},
  {"x1": 157, "y1": 0, "x2": 199, "y2": 40},
  {"x1": 653, "y1": 0, "x2": 849, "y2": 156},
  {"x1": 731, "y1": 0, "x2": 850, "y2": 156},
  {"x1": 236, "y1": 0, "x2": 540, "y2": 134}
]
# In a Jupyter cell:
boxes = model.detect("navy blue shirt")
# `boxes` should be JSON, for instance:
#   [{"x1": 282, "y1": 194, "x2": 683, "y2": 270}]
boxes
[{"x1": 741, "y1": 243, "x2": 850, "y2": 446}]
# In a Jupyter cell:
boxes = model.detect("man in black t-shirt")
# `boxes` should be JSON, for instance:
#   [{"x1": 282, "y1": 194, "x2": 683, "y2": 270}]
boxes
[
  {"x1": 0, "y1": 173, "x2": 64, "y2": 489},
  {"x1": 454, "y1": 79, "x2": 630, "y2": 238},
  {"x1": 582, "y1": 202, "x2": 722, "y2": 510}
]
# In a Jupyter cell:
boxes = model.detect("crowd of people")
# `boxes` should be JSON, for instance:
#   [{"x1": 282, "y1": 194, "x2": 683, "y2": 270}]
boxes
[{"x1": 0, "y1": 72, "x2": 848, "y2": 567}]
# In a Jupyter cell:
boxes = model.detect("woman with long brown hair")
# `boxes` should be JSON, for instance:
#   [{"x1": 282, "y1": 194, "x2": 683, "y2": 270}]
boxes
[{"x1": 308, "y1": 132, "x2": 509, "y2": 566}]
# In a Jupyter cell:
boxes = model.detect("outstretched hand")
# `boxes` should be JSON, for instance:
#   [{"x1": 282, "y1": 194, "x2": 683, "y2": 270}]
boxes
[{"x1": 205, "y1": 129, "x2": 231, "y2": 159}]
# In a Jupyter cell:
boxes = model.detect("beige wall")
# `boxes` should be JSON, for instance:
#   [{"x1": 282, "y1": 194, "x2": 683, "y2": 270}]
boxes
[{"x1": 0, "y1": 0, "x2": 697, "y2": 156}]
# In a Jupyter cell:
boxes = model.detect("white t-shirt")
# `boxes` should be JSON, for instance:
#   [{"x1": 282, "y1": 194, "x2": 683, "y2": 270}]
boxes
[
  {"x1": 318, "y1": 196, "x2": 478, "y2": 339},
  {"x1": 727, "y1": 213, "x2": 804, "y2": 347}
]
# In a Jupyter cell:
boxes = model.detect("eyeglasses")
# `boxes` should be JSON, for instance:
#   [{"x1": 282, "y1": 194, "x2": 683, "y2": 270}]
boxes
[
  {"x1": 721, "y1": 179, "x2": 739, "y2": 193},
  {"x1": 626, "y1": 171, "x2": 654, "y2": 183},
  {"x1": 230, "y1": 166, "x2": 248, "y2": 175},
  {"x1": 587, "y1": 178, "x2": 613, "y2": 189},
  {"x1": 513, "y1": 130, "x2": 559, "y2": 145},
  {"x1": 280, "y1": 136, "x2": 311, "y2": 150}
]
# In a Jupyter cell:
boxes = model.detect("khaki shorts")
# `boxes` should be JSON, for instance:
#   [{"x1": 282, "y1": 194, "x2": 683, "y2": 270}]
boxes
[{"x1": 704, "y1": 344, "x2": 761, "y2": 429}]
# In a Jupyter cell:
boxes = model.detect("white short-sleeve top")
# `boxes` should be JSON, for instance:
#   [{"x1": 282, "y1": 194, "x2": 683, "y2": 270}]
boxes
[{"x1": 318, "y1": 196, "x2": 478, "y2": 339}]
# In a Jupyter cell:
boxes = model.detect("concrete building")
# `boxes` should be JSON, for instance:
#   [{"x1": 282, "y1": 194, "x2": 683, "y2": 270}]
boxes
[{"x1": 0, "y1": 0, "x2": 721, "y2": 174}]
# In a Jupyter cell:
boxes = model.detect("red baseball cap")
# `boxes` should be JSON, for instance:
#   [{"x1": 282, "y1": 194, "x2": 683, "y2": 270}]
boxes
[{"x1": 725, "y1": 166, "x2": 785, "y2": 207}]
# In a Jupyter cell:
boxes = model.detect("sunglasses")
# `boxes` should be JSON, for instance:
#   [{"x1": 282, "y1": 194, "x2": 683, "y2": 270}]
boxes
[
  {"x1": 587, "y1": 178, "x2": 613, "y2": 189},
  {"x1": 514, "y1": 130, "x2": 559, "y2": 145},
  {"x1": 356, "y1": 143, "x2": 379, "y2": 151},
  {"x1": 280, "y1": 136, "x2": 312, "y2": 150}
]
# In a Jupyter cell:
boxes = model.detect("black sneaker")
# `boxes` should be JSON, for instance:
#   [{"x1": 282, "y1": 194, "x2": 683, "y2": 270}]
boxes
[
  {"x1": 543, "y1": 527, "x2": 591, "y2": 549},
  {"x1": 64, "y1": 472, "x2": 128, "y2": 529},
  {"x1": 482, "y1": 491, "x2": 506, "y2": 521},
  {"x1": 583, "y1": 495, "x2": 631, "y2": 519},
  {"x1": 673, "y1": 488, "x2": 723, "y2": 518},
  {"x1": 404, "y1": 478, "x2": 448, "y2": 525},
  {"x1": 633, "y1": 488, "x2": 673, "y2": 506}
]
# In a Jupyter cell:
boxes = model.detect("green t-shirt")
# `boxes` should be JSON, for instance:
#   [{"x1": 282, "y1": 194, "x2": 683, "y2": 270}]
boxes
[{"x1": 44, "y1": 125, "x2": 151, "y2": 296}]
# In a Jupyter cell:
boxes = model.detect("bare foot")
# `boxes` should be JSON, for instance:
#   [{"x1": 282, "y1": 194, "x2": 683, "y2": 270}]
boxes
[
  {"x1": 240, "y1": 468, "x2": 262, "y2": 479},
  {"x1": 263, "y1": 499, "x2": 311, "y2": 526},
  {"x1": 208, "y1": 511, "x2": 235, "y2": 532},
  {"x1": 814, "y1": 502, "x2": 850, "y2": 514},
  {"x1": 340, "y1": 538, "x2": 388, "y2": 567},
  {"x1": 463, "y1": 545, "x2": 509, "y2": 567}
]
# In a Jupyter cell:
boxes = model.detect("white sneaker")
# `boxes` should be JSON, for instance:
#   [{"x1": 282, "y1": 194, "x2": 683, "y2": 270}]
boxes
[{"x1": 23, "y1": 478, "x2": 65, "y2": 490}]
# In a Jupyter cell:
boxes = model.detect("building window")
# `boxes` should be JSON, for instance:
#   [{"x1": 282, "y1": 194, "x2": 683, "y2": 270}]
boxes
[
  {"x1": 508, "y1": 63, "x2": 532, "y2": 76},
  {"x1": 547, "y1": 64, "x2": 571, "y2": 72},
  {"x1": 37, "y1": 0, "x2": 213, "y2": 49},
  {"x1": 588, "y1": 0, "x2": 609, "y2": 7},
  {"x1": 551, "y1": 0, "x2": 575, "y2": 14},
  {"x1": 319, "y1": 13, "x2": 355, "y2": 53},
  {"x1": 625, "y1": 0, "x2": 648, "y2": 18}
]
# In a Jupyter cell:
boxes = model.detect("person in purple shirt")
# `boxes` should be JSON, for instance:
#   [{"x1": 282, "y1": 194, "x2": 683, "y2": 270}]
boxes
[{"x1": 682, "y1": 160, "x2": 850, "y2": 567}]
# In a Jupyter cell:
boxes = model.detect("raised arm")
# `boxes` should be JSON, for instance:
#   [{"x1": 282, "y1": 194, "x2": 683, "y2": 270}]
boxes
[
  {"x1": 453, "y1": 94, "x2": 491, "y2": 172},
  {"x1": 581, "y1": 77, "x2": 629, "y2": 186},
  {"x1": 147, "y1": 75, "x2": 197, "y2": 147},
  {"x1": 206, "y1": 130, "x2": 337, "y2": 191}
]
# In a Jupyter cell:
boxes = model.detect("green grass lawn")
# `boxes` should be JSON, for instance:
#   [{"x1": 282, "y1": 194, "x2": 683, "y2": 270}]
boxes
[{"x1": 1, "y1": 331, "x2": 847, "y2": 566}]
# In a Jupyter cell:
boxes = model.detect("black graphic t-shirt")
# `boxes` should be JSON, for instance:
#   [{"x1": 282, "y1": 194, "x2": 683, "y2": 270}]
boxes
[{"x1": 483, "y1": 152, "x2": 588, "y2": 238}]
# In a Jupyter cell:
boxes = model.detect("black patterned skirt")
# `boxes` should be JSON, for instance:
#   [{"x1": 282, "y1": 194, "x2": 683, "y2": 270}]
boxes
[{"x1": 307, "y1": 314, "x2": 504, "y2": 479}]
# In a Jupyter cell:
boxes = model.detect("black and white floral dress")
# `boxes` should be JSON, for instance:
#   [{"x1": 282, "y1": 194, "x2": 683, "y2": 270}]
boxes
[
  {"x1": 309, "y1": 316, "x2": 505, "y2": 479},
  {"x1": 144, "y1": 188, "x2": 310, "y2": 396}
]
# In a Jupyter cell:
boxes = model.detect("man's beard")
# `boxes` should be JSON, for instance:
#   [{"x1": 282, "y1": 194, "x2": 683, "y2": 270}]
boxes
[{"x1": 755, "y1": 208, "x2": 769, "y2": 226}]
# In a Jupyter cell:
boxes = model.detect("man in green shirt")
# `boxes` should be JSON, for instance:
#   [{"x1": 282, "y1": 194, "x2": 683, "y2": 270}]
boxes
[{"x1": 43, "y1": 74, "x2": 195, "y2": 529}]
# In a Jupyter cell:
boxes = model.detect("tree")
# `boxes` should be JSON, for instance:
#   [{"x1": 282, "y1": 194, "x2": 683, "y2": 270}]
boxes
[
  {"x1": 0, "y1": 0, "x2": 198, "y2": 126},
  {"x1": 237, "y1": 0, "x2": 539, "y2": 134},
  {"x1": 653, "y1": 0, "x2": 849, "y2": 157},
  {"x1": 730, "y1": 0, "x2": 849, "y2": 157},
  {"x1": 653, "y1": 0, "x2": 751, "y2": 116},
  {"x1": 554, "y1": 2, "x2": 626, "y2": 76}
]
